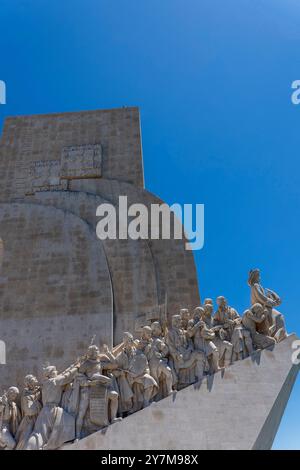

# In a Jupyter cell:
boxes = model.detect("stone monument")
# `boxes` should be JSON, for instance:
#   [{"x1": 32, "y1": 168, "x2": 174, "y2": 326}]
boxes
[
  {"x1": 0, "y1": 107, "x2": 199, "y2": 390},
  {"x1": 0, "y1": 108, "x2": 299, "y2": 450}
]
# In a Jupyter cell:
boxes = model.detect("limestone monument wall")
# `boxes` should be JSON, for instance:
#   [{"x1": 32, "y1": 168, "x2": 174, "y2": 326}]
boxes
[{"x1": 0, "y1": 107, "x2": 200, "y2": 390}]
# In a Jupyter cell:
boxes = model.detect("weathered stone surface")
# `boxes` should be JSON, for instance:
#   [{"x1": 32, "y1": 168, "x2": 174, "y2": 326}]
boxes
[
  {"x1": 27, "y1": 189, "x2": 159, "y2": 343},
  {"x1": 29, "y1": 159, "x2": 68, "y2": 194},
  {"x1": 69, "y1": 178, "x2": 200, "y2": 321},
  {"x1": 63, "y1": 334, "x2": 299, "y2": 450},
  {"x1": 0, "y1": 108, "x2": 144, "y2": 202},
  {"x1": 0, "y1": 202, "x2": 113, "y2": 389},
  {"x1": 60, "y1": 144, "x2": 102, "y2": 180},
  {"x1": 0, "y1": 107, "x2": 200, "y2": 389}
]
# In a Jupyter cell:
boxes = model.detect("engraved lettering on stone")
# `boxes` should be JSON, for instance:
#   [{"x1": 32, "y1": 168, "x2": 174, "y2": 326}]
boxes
[
  {"x1": 60, "y1": 144, "x2": 102, "y2": 179},
  {"x1": 28, "y1": 159, "x2": 67, "y2": 193},
  {"x1": 89, "y1": 384, "x2": 108, "y2": 427}
]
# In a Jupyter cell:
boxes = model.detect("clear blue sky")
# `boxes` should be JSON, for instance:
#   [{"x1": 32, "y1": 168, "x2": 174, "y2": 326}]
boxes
[{"x1": 0, "y1": 0, "x2": 299, "y2": 449}]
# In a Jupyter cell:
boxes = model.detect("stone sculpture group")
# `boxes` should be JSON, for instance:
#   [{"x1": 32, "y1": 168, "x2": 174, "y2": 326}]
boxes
[{"x1": 0, "y1": 269, "x2": 287, "y2": 450}]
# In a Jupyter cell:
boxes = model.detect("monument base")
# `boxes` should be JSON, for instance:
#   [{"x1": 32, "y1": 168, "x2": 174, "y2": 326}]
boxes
[{"x1": 63, "y1": 334, "x2": 299, "y2": 450}]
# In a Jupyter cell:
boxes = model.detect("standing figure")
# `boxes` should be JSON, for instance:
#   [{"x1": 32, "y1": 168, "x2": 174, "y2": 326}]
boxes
[
  {"x1": 70, "y1": 345, "x2": 120, "y2": 440},
  {"x1": 230, "y1": 318, "x2": 254, "y2": 360},
  {"x1": 214, "y1": 296, "x2": 240, "y2": 333},
  {"x1": 202, "y1": 303, "x2": 215, "y2": 328},
  {"x1": 108, "y1": 332, "x2": 158, "y2": 415},
  {"x1": 105, "y1": 333, "x2": 135, "y2": 415},
  {"x1": 214, "y1": 296, "x2": 252, "y2": 361},
  {"x1": 203, "y1": 302, "x2": 233, "y2": 367},
  {"x1": 0, "y1": 387, "x2": 21, "y2": 450},
  {"x1": 142, "y1": 323, "x2": 174, "y2": 398},
  {"x1": 180, "y1": 309, "x2": 191, "y2": 330},
  {"x1": 25, "y1": 362, "x2": 80, "y2": 450},
  {"x1": 166, "y1": 314, "x2": 206, "y2": 389},
  {"x1": 187, "y1": 308, "x2": 220, "y2": 374},
  {"x1": 248, "y1": 269, "x2": 287, "y2": 342},
  {"x1": 15, "y1": 375, "x2": 42, "y2": 450}
]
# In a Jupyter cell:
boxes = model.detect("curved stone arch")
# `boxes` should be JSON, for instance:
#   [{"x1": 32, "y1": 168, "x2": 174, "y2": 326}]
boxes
[
  {"x1": 68, "y1": 179, "x2": 168, "y2": 302},
  {"x1": 70, "y1": 179, "x2": 200, "y2": 320},
  {"x1": 0, "y1": 202, "x2": 113, "y2": 389},
  {"x1": 28, "y1": 190, "x2": 160, "y2": 343}
]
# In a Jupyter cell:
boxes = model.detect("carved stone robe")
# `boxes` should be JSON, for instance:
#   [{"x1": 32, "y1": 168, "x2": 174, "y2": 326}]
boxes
[
  {"x1": 0, "y1": 401, "x2": 21, "y2": 450},
  {"x1": 242, "y1": 310, "x2": 276, "y2": 349},
  {"x1": 250, "y1": 282, "x2": 286, "y2": 341},
  {"x1": 114, "y1": 347, "x2": 157, "y2": 413},
  {"x1": 214, "y1": 307, "x2": 243, "y2": 354},
  {"x1": 15, "y1": 388, "x2": 42, "y2": 450},
  {"x1": 25, "y1": 368, "x2": 78, "y2": 450},
  {"x1": 166, "y1": 326, "x2": 203, "y2": 386}
]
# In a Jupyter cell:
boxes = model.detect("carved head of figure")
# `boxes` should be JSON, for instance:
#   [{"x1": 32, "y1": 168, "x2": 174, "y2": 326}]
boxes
[
  {"x1": 180, "y1": 308, "x2": 190, "y2": 320},
  {"x1": 123, "y1": 332, "x2": 135, "y2": 351},
  {"x1": 151, "y1": 321, "x2": 163, "y2": 338},
  {"x1": 172, "y1": 314, "x2": 182, "y2": 329},
  {"x1": 203, "y1": 298, "x2": 213, "y2": 306},
  {"x1": 248, "y1": 268, "x2": 260, "y2": 286},
  {"x1": 193, "y1": 306, "x2": 205, "y2": 322},
  {"x1": 7, "y1": 386, "x2": 19, "y2": 403},
  {"x1": 251, "y1": 302, "x2": 264, "y2": 318},
  {"x1": 87, "y1": 345, "x2": 100, "y2": 361},
  {"x1": 203, "y1": 303, "x2": 213, "y2": 318},
  {"x1": 216, "y1": 296, "x2": 228, "y2": 311},
  {"x1": 24, "y1": 374, "x2": 39, "y2": 391},
  {"x1": 180, "y1": 308, "x2": 191, "y2": 325},
  {"x1": 43, "y1": 365, "x2": 58, "y2": 379},
  {"x1": 141, "y1": 326, "x2": 152, "y2": 341}
]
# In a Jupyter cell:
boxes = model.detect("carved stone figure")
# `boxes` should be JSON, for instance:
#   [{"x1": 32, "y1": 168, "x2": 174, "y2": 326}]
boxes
[
  {"x1": 0, "y1": 387, "x2": 21, "y2": 450},
  {"x1": 15, "y1": 375, "x2": 42, "y2": 450},
  {"x1": 25, "y1": 363, "x2": 80, "y2": 450},
  {"x1": 166, "y1": 314, "x2": 206, "y2": 388},
  {"x1": 187, "y1": 308, "x2": 220, "y2": 374},
  {"x1": 248, "y1": 269, "x2": 287, "y2": 342},
  {"x1": 104, "y1": 333, "x2": 135, "y2": 415},
  {"x1": 242, "y1": 303, "x2": 276, "y2": 349},
  {"x1": 127, "y1": 340, "x2": 158, "y2": 412},
  {"x1": 203, "y1": 303, "x2": 233, "y2": 367},
  {"x1": 141, "y1": 324, "x2": 174, "y2": 399},
  {"x1": 0, "y1": 268, "x2": 290, "y2": 451},
  {"x1": 180, "y1": 308, "x2": 191, "y2": 330},
  {"x1": 108, "y1": 332, "x2": 158, "y2": 415},
  {"x1": 231, "y1": 319, "x2": 254, "y2": 360},
  {"x1": 214, "y1": 296, "x2": 253, "y2": 361},
  {"x1": 214, "y1": 296, "x2": 239, "y2": 334},
  {"x1": 69, "y1": 345, "x2": 120, "y2": 440}
]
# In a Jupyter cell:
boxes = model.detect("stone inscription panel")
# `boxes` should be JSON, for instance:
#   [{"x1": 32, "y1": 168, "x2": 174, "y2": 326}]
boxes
[
  {"x1": 61, "y1": 144, "x2": 102, "y2": 179},
  {"x1": 29, "y1": 159, "x2": 68, "y2": 193},
  {"x1": 26, "y1": 143, "x2": 102, "y2": 194},
  {"x1": 89, "y1": 383, "x2": 108, "y2": 427}
]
